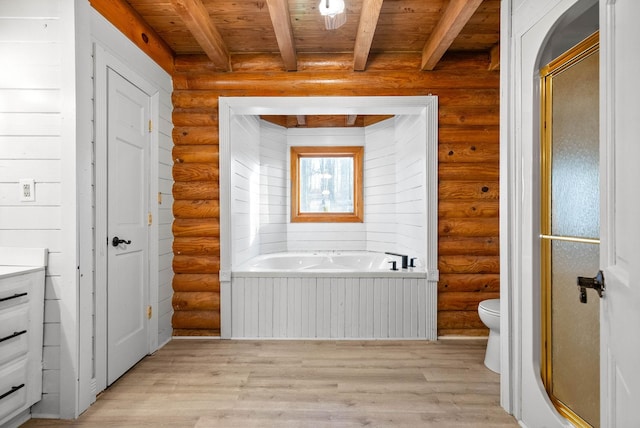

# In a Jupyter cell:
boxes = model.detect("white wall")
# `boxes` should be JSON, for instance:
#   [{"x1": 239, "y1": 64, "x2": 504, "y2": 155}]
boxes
[
  {"x1": 258, "y1": 121, "x2": 288, "y2": 254},
  {"x1": 230, "y1": 114, "x2": 262, "y2": 266},
  {"x1": 363, "y1": 119, "x2": 397, "y2": 252},
  {"x1": 0, "y1": 0, "x2": 77, "y2": 418},
  {"x1": 155, "y1": 80, "x2": 175, "y2": 347},
  {"x1": 391, "y1": 114, "x2": 427, "y2": 261}
]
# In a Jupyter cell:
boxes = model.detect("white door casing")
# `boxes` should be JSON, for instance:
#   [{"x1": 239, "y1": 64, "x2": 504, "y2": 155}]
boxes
[
  {"x1": 599, "y1": 0, "x2": 640, "y2": 426},
  {"x1": 77, "y1": 10, "x2": 167, "y2": 416},
  {"x1": 106, "y1": 68, "x2": 151, "y2": 385},
  {"x1": 502, "y1": 0, "x2": 600, "y2": 426},
  {"x1": 91, "y1": 40, "x2": 162, "y2": 407}
]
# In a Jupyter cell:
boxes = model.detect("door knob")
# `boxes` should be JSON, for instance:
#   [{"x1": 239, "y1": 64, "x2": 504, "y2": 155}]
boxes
[
  {"x1": 112, "y1": 236, "x2": 132, "y2": 247},
  {"x1": 576, "y1": 270, "x2": 605, "y2": 303}
]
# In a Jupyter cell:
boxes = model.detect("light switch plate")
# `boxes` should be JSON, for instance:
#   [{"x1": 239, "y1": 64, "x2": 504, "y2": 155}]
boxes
[{"x1": 19, "y1": 178, "x2": 35, "y2": 202}]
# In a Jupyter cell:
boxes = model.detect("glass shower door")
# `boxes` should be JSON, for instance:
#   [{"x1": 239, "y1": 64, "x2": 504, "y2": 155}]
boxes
[{"x1": 540, "y1": 32, "x2": 600, "y2": 427}]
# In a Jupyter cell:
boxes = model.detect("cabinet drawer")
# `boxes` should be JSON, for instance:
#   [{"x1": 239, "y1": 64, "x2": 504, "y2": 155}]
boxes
[
  {"x1": 0, "y1": 275, "x2": 31, "y2": 311},
  {"x1": 0, "y1": 304, "x2": 29, "y2": 366},
  {"x1": 0, "y1": 356, "x2": 28, "y2": 421}
]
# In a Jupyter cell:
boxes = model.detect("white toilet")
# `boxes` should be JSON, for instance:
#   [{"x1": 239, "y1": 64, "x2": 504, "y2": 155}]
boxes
[{"x1": 478, "y1": 298, "x2": 500, "y2": 373}]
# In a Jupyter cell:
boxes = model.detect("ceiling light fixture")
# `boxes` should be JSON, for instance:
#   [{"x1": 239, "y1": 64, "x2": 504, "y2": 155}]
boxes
[{"x1": 319, "y1": 0, "x2": 346, "y2": 30}]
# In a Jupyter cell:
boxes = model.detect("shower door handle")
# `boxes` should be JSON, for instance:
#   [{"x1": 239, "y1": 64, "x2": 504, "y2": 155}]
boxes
[{"x1": 577, "y1": 270, "x2": 605, "y2": 303}]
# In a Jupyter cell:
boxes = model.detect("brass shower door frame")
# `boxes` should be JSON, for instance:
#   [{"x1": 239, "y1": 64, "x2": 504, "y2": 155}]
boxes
[{"x1": 540, "y1": 31, "x2": 600, "y2": 428}]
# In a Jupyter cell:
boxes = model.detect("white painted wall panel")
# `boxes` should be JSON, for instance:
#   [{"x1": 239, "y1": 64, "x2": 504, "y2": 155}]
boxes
[
  {"x1": 42, "y1": 346, "x2": 60, "y2": 371},
  {"x1": 0, "y1": 65, "x2": 61, "y2": 90},
  {"x1": 157, "y1": 87, "x2": 174, "y2": 346},
  {"x1": 258, "y1": 122, "x2": 287, "y2": 254},
  {"x1": 230, "y1": 115, "x2": 261, "y2": 267},
  {"x1": 0, "y1": 18, "x2": 60, "y2": 40},
  {"x1": 0, "y1": 89, "x2": 61, "y2": 113},
  {"x1": 0, "y1": 137, "x2": 61, "y2": 159},
  {"x1": 0, "y1": 159, "x2": 60, "y2": 182},
  {"x1": 0, "y1": 43, "x2": 60, "y2": 66},
  {"x1": 364, "y1": 119, "x2": 397, "y2": 254},
  {"x1": 0, "y1": 207, "x2": 61, "y2": 229},
  {"x1": 0, "y1": 1, "x2": 60, "y2": 16},
  {"x1": 0, "y1": 231, "x2": 60, "y2": 251},
  {"x1": 0, "y1": 2, "x2": 69, "y2": 419},
  {"x1": 394, "y1": 114, "x2": 427, "y2": 262}
]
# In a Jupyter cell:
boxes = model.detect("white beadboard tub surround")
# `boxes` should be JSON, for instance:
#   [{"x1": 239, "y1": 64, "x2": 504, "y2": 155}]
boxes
[{"x1": 231, "y1": 252, "x2": 435, "y2": 340}]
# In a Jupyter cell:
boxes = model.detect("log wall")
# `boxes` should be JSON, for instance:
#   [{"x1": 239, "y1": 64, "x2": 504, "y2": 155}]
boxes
[{"x1": 171, "y1": 52, "x2": 499, "y2": 336}]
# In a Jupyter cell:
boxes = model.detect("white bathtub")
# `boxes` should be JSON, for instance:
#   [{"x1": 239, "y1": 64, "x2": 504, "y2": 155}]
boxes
[
  {"x1": 230, "y1": 251, "x2": 436, "y2": 340},
  {"x1": 234, "y1": 251, "x2": 423, "y2": 275}
]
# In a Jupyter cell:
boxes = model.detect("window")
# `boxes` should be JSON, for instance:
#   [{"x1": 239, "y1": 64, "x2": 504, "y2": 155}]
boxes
[{"x1": 290, "y1": 146, "x2": 363, "y2": 222}]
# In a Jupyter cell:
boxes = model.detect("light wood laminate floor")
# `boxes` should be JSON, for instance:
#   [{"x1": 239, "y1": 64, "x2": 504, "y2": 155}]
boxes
[{"x1": 24, "y1": 339, "x2": 517, "y2": 427}]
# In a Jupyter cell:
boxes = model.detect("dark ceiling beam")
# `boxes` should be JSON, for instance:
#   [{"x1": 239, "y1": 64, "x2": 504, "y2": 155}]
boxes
[
  {"x1": 266, "y1": 0, "x2": 297, "y2": 71},
  {"x1": 171, "y1": 0, "x2": 231, "y2": 71},
  {"x1": 352, "y1": 0, "x2": 384, "y2": 71},
  {"x1": 89, "y1": 0, "x2": 175, "y2": 74},
  {"x1": 420, "y1": 0, "x2": 483, "y2": 71}
]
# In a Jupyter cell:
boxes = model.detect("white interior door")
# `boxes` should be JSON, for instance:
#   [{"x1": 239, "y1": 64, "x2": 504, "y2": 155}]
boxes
[
  {"x1": 600, "y1": 0, "x2": 640, "y2": 425},
  {"x1": 107, "y1": 68, "x2": 150, "y2": 385}
]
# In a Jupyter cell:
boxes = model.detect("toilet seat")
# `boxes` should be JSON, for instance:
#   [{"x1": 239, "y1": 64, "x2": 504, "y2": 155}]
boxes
[{"x1": 479, "y1": 298, "x2": 500, "y2": 315}]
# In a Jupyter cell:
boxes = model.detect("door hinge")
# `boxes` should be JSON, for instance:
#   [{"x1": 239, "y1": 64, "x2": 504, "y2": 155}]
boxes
[
  {"x1": 158, "y1": 192, "x2": 162, "y2": 204},
  {"x1": 148, "y1": 212, "x2": 152, "y2": 225},
  {"x1": 147, "y1": 305, "x2": 152, "y2": 319},
  {"x1": 148, "y1": 120, "x2": 152, "y2": 133}
]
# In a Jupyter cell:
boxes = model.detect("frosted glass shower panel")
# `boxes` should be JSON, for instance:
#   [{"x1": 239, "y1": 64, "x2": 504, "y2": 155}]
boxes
[
  {"x1": 551, "y1": 52, "x2": 599, "y2": 239},
  {"x1": 550, "y1": 239, "x2": 600, "y2": 427}
]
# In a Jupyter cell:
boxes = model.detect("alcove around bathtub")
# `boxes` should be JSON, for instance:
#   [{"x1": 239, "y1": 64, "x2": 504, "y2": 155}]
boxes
[{"x1": 219, "y1": 96, "x2": 439, "y2": 339}]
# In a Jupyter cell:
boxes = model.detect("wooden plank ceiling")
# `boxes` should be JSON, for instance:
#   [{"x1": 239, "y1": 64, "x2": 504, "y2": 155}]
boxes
[{"x1": 93, "y1": 0, "x2": 500, "y2": 126}]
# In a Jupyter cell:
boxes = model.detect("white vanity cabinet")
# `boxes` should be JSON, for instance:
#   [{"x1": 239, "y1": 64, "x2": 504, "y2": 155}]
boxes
[{"x1": 0, "y1": 249, "x2": 46, "y2": 427}]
